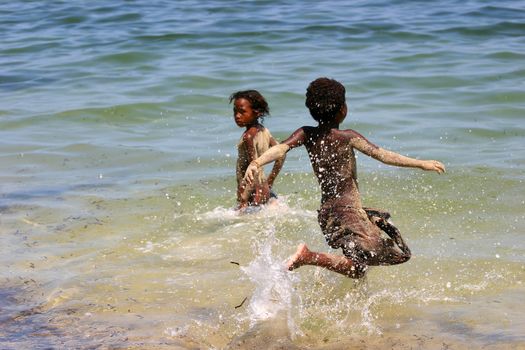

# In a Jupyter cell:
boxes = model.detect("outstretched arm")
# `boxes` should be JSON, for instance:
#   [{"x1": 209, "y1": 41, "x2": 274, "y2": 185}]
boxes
[
  {"x1": 351, "y1": 133, "x2": 445, "y2": 174},
  {"x1": 245, "y1": 144, "x2": 289, "y2": 185},
  {"x1": 245, "y1": 128, "x2": 305, "y2": 185},
  {"x1": 266, "y1": 137, "x2": 286, "y2": 188}
]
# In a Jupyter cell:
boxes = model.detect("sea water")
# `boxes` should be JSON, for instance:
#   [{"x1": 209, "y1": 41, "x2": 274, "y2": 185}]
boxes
[{"x1": 1, "y1": 1, "x2": 524, "y2": 348}]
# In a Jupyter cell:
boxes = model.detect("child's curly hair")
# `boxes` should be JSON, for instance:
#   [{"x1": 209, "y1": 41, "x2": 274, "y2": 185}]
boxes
[
  {"x1": 305, "y1": 77, "x2": 346, "y2": 123},
  {"x1": 229, "y1": 90, "x2": 270, "y2": 117}
]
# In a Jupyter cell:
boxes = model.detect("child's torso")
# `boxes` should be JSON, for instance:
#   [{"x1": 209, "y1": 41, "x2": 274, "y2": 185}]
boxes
[
  {"x1": 236, "y1": 126, "x2": 273, "y2": 184},
  {"x1": 303, "y1": 127, "x2": 362, "y2": 208}
]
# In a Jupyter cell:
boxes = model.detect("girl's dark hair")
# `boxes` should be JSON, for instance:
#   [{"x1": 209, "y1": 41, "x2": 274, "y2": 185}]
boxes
[
  {"x1": 305, "y1": 77, "x2": 346, "y2": 123},
  {"x1": 229, "y1": 90, "x2": 270, "y2": 117}
]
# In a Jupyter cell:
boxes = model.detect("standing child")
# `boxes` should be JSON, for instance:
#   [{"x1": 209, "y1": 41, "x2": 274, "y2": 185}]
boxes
[
  {"x1": 230, "y1": 90, "x2": 285, "y2": 210},
  {"x1": 244, "y1": 78, "x2": 445, "y2": 278}
]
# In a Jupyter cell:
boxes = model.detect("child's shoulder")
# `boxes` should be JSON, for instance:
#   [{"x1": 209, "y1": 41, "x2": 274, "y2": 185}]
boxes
[
  {"x1": 337, "y1": 128, "x2": 379, "y2": 149},
  {"x1": 301, "y1": 126, "x2": 363, "y2": 140},
  {"x1": 337, "y1": 128, "x2": 366, "y2": 139},
  {"x1": 242, "y1": 124, "x2": 269, "y2": 141}
]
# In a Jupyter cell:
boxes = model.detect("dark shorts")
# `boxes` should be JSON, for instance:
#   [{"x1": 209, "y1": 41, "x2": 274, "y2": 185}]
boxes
[
  {"x1": 247, "y1": 190, "x2": 277, "y2": 206},
  {"x1": 318, "y1": 205, "x2": 405, "y2": 267}
]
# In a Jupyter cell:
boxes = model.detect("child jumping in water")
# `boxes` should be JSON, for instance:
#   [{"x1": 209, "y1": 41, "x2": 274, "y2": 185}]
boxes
[
  {"x1": 230, "y1": 90, "x2": 285, "y2": 210},
  {"x1": 244, "y1": 78, "x2": 445, "y2": 278}
]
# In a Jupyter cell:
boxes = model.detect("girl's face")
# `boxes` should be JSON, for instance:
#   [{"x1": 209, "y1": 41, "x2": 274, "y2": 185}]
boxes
[{"x1": 233, "y1": 98, "x2": 259, "y2": 128}]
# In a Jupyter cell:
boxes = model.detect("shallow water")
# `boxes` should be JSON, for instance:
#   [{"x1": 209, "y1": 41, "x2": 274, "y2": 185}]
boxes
[{"x1": 1, "y1": 0, "x2": 524, "y2": 349}]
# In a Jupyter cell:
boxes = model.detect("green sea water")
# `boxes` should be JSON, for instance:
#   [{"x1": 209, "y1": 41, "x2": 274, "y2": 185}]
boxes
[{"x1": 1, "y1": 1, "x2": 524, "y2": 349}]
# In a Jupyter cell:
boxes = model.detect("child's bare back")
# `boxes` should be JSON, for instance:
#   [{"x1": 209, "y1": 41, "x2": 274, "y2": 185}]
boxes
[{"x1": 302, "y1": 126, "x2": 367, "y2": 207}]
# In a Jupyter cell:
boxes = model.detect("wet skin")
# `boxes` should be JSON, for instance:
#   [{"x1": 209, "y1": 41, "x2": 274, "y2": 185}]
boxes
[
  {"x1": 233, "y1": 98, "x2": 284, "y2": 208},
  {"x1": 244, "y1": 104, "x2": 445, "y2": 277}
]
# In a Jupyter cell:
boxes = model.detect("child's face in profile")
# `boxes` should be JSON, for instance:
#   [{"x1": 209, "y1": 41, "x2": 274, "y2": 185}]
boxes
[{"x1": 233, "y1": 98, "x2": 259, "y2": 128}]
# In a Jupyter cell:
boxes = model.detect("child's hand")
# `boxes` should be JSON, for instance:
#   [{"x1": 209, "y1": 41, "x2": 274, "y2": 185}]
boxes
[
  {"x1": 244, "y1": 161, "x2": 260, "y2": 185},
  {"x1": 421, "y1": 160, "x2": 446, "y2": 174}
]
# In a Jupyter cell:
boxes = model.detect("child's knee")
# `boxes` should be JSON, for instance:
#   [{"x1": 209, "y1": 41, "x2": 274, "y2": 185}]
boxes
[
  {"x1": 398, "y1": 249, "x2": 411, "y2": 263},
  {"x1": 401, "y1": 244, "x2": 411, "y2": 261},
  {"x1": 382, "y1": 248, "x2": 410, "y2": 265}
]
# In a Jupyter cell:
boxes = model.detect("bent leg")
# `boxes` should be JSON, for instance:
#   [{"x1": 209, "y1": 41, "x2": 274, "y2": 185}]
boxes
[
  {"x1": 375, "y1": 218, "x2": 411, "y2": 258},
  {"x1": 363, "y1": 207, "x2": 391, "y2": 221},
  {"x1": 363, "y1": 209, "x2": 411, "y2": 265},
  {"x1": 287, "y1": 244, "x2": 366, "y2": 279},
  {"x1": 374, "y1": 239, "x2": 411, "y2": 265}
]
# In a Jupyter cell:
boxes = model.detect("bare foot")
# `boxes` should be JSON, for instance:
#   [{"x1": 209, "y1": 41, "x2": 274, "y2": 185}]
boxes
[{"x1": 286, "y1": 243, "x2": 310, "y2": 271}]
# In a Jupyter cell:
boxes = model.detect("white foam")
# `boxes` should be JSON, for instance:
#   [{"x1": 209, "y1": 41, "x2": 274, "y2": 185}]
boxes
[
  {"x1": 194, "y1": 196, "x2": 315, "y2": 224},
  {"x1": 239, "y1": 224, "x2": 301, "y2": 336}
]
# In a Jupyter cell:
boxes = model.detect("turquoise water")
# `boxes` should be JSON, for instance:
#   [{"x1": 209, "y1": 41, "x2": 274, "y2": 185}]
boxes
[{"x1": 1, "y1": 1, "x2": 524, "y2": 348}]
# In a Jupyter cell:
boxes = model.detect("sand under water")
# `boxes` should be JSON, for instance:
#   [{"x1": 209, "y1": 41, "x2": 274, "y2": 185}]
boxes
[
  {"x1": 1, "y1": 172, "x2": 524, "y2": 349},
  {"x1": 2, "y1": 0, "x2": 524, "y2": 348}
]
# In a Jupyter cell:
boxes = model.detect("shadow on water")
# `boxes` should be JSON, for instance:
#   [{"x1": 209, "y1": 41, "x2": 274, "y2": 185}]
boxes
[
  {"x1": 227, "y1": 313, "x2": 302, "y2": 350},
  {"x1": 0, "y1": 74, "x2": 58, "y2": 92},
  {"x1": 0, "y1": 282, "x2": 191, "y2": 349},
  {"x1": 0, "y1": 183, "x2": 115, "y2": 203},
  {"x1": 0, "y1": 283, "x2": 60, "y2": 349}
]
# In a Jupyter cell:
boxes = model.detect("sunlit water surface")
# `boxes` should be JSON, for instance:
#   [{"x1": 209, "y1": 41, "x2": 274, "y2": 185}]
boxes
[{"x1": 1, "y1": 0, "x2": 524, "y2": 349}]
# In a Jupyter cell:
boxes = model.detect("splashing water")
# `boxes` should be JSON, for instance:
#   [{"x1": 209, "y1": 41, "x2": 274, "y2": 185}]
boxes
[{"x1": 239, "y1": 223, "x2": 301, "y2": 336}]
